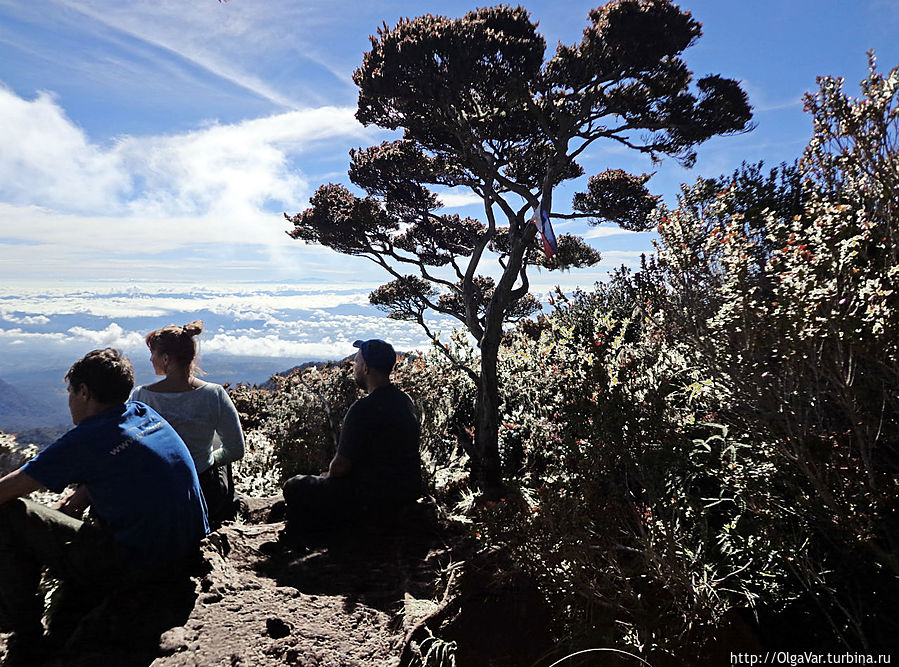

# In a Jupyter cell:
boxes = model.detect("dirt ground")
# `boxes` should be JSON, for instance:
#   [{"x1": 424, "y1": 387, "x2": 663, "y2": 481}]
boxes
[{"x1": 0, "y1": 496, "x2": 454, "y2": 667}]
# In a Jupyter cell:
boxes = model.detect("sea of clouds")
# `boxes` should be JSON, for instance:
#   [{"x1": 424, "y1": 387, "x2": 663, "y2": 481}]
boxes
[{"x1": 0, "y1": 281, "x2": 452, "y2": 393}]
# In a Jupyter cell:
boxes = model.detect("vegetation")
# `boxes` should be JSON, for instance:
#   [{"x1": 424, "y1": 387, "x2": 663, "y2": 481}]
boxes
[
  {"x1": 233, "y1": 52, "x2": 899, "y2": 659},
  {"x1": 284, "y1": 0, "x2": 752, "y2": 491}
]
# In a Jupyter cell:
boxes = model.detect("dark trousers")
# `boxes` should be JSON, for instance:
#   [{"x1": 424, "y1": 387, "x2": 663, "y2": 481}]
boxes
[
  {"x1": 0, "y1": 499, "x2": 124, "y2": 634},
  {"x1": 282, "y1": 475, "x2": 357, "y2": 533},
  {"x1": 198, "y1": 462, "x2": 234, "y2": 528}
]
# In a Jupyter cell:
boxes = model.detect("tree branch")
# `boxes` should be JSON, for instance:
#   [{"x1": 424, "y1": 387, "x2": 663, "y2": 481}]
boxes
[{"x1": 417, "y1": 317, "x2": 479, "y2": 383}]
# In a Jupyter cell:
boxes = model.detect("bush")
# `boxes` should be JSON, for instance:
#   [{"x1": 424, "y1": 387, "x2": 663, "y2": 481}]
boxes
[{"x1": 229, "y1": 362, "x2": 360, "y2": 486}]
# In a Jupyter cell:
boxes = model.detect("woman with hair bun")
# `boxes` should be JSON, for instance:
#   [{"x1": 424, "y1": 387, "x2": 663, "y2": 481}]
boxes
[{"x1": 131, "y1": 321, "x2": 245, "y2": 527}]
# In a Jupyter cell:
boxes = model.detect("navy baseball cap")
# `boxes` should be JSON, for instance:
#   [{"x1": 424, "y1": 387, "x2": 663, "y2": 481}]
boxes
[{"x1": 352, "y1": 339, "x2": 396, "y2": 372}]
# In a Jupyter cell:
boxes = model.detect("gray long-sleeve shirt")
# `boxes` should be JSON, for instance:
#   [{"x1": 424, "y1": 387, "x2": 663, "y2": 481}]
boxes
[{"x1": 130, "y1": 383, "x2": 245, "y2": 474}]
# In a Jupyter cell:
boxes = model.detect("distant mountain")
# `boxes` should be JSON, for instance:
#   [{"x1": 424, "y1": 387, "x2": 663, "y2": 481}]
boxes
[
  {"x1": 0, "y1": 377, "x2": 70, "y2": 433},
  {"x1": 194, "y1": 354, "x2": 318, "y2": 389},
  {"x1": 257, "y1": 359, "x2": 347, "y2": 391},
  {"x1": 0, "y1": 355, "x2": 329, "y2": 432}
]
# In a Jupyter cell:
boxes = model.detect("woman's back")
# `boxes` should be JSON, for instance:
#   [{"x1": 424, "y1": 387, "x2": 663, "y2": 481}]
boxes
[{"x1": 131, "y1": 382, "x2": 244, "y2": 475}]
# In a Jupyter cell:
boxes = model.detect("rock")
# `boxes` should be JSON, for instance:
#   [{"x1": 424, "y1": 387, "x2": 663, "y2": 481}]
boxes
[{"x1": 1, "y1": 495, "x2": 450, "y2": 666}]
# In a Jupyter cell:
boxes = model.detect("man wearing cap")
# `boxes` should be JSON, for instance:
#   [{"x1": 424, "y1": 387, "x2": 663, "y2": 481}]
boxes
[{"x1": 281, "y1": 339, "x2": 422, "y2": 535}]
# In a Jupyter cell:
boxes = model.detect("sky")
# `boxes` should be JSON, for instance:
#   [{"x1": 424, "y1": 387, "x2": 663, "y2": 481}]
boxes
[{"x1": 1, "y1": 0, "x2": 899, "y2": 379}]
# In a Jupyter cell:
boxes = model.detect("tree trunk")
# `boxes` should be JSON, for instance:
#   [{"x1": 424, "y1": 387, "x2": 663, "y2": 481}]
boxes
[
  {"x1": 474, "y1": 329, "x2": 503, "y2": 493},
  {"x1": 470, "y1": 217, "x2": 537, "y2": 494}
]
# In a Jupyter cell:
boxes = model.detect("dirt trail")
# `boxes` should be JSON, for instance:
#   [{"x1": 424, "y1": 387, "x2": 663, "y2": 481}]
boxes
[{"x1": 1, "y1": 497, "x2": 451, "y2": 667}]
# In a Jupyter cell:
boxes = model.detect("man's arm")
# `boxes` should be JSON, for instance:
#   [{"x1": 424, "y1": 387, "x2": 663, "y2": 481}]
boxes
[
  {"x1": 326, "y1": 453, "x2": 353, "y2": 478},
  {"x1": 51, "y1": 484, "x2": 91, "y2": 518},
  {"x1": 326, "y1": 399, "x2": 365, "y2": 479},
  {"x1": 0, "y1": 468, "x2": 43, "y2": 506}
]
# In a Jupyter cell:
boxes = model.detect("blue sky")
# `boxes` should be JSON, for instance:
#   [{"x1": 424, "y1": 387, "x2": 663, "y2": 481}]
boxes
[{"x1": 1, "y1": 0, "x2": 899, "y2": 368}]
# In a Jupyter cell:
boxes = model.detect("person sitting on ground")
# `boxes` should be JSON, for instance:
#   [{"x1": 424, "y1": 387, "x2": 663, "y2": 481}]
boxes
[
  {"x1": 131, "y1": 321, "x2": 245, "y2": 527},
  {"x1": 281, "y1": 338, "x2": 422, "y2": 536},
  {"x1": 0, "y1": 348, "x2": 209, "y2": 665}
]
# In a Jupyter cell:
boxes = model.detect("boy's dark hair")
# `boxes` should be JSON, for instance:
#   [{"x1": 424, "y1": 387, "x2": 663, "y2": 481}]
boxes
[{"x1": 65, "y1": 348, "x2": 135, "y2": 404}]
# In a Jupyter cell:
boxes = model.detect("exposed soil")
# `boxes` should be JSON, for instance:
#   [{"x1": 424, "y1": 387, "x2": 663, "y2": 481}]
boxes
[{"x1": 0, "y1": 497, "x2": 456, "y2": 667}]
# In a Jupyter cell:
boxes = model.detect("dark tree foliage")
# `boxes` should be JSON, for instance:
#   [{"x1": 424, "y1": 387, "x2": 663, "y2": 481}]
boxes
[
  {"x1": 286, "y1": 0, "x2": 751, "y2": 491},
  {"x1": 572, "y1": 169, "x2": 659, "y2": 230}
]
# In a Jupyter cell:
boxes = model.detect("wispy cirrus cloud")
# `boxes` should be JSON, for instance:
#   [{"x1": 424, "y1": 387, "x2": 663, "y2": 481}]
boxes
[{"x1": 54, "y1": 0, "x2": 324, "y2": 108}]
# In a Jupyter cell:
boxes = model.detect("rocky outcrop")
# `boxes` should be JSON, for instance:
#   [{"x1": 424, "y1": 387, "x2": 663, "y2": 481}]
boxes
[{"x1": 1, "y1": 496, "x2": 451, "y2": 667}]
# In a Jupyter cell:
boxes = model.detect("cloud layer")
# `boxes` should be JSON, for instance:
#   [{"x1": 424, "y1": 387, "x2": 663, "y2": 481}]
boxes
[{"x1": 0, "y1": 283, "x2": 445, "y2": 376}]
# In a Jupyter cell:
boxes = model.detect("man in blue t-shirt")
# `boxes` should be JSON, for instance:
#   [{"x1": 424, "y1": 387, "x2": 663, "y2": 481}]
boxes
[{"x1": 0, "y1": 348, "x2": 208, "y2": 663}]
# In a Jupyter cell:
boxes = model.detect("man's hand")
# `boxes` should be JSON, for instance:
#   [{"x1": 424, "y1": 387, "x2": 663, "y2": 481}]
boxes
[
  {"x1": 52, "y1": 484, "x2": 91, "y2": 518},
  {"x1": 0, "y1": 468, "x2": 43, "y2": 506}
]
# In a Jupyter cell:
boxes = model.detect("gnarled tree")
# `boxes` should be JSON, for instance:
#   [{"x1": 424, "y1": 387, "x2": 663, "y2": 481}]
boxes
[{"x1": 286, "y1": 0, "x2": 752, "y2": 492}]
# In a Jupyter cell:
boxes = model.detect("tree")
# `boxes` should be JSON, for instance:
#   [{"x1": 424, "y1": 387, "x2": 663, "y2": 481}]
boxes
[{"x1": 286, "y1": 0, "x2": 752, "y2": 492}]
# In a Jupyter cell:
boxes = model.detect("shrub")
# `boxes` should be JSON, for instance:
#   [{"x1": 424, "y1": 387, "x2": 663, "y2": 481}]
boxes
[
  {"x1": 229, "y1": 362, "x2": 360, "y2": 484},
  {"x1": 468, "y1": 54, "x2": 899, "y2": 656}
]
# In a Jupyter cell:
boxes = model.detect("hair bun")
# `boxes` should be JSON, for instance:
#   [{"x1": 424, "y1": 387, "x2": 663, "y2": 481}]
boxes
[{"x1": 183, "y1": 320, "x2": 204, "y2": 337}]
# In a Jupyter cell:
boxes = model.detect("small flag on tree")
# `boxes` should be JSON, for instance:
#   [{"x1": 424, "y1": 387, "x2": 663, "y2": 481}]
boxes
[{"x1": 533, "y1": 207, "x2": 557, "y2": 259}]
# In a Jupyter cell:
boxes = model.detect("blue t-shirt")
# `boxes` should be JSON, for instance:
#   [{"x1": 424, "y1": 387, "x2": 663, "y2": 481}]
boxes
[{"x1": 23, "y1": 401, "x2": 209, "y2": 566}]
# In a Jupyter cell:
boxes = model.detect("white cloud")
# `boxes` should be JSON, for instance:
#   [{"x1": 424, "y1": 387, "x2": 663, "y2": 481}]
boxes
[
  {"x1": 0, "y1": 87, "x2": 381, "y2": 282},
  {"x1": 436, "y1": 190, "x2": 484, "y2": 209},
  {"x1": 1, "y1": 313, "x2": 50, "y2": 325},
  {"x1": 67, "y1": 322, "x2": 145, "y2": 349},
  {"x1": 123, "y1": 108, "x2": 368, "y2": 218},
  {"x1": 0, "y1": 283, "x2": 381, "y2": 322},
  {"x1": 582, "y1": 226, "x2": 645, "y2": 240},
  {"x1": 0, "y1": 284, "x2": 439, "y2": 371},
  {"x1": 0, "y1": 328, "x2": 67, "y2": 344},
  {"x1": 0, "y1": 87, "x2": 365, "y2": 218},
  {"x1": 0, "y1": 87, "x2": 130, "y2": 211},
  {"x1": 202, "y1": 333, "x2": 354, "y2": 360}
]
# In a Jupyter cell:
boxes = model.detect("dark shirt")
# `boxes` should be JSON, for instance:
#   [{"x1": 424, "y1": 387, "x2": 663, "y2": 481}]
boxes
[
  {"x1": 23, "y1": 401, "x2": 209, "y2": 566},
  {"x1": 336, "y1": 384, "x2": 422, "y2": 503}
]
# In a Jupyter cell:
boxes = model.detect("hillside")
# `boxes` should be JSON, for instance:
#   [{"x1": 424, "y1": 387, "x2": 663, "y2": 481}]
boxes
[
  {"x1": 0, "y1": 378, "x2": 69, "y2": 433},
  {"x1": 0, "y1": 493, "x2": 470, "y2": 667}
]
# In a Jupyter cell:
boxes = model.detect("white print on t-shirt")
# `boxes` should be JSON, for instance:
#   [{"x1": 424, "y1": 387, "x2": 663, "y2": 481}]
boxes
[
  {"x1": 109, "y1": 438, "x2": 136, "y2": 455},
  {"x1": 133, "y1": 421, "x2": 164, "y2": 437}
]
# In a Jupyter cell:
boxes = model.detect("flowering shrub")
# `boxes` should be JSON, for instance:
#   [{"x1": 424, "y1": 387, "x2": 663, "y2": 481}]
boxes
[
  {"x1": 229, "y1": 362, "x2": 360, "y2": 484},
  {"x1": 471, "y1": 286, "x2": 790, "y2": 658},
  {"x1": 460, "y1": 55, "x2": 899, "y2": 657},
  {"x1": 231, "y1": 431, "x2": 283, "y2": 498},
  {"x1": 0, "y1": 432, "x2": 37, "y2": 477}
]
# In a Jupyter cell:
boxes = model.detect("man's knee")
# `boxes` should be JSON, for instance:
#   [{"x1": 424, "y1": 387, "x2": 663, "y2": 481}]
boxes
[
  {"x1": 0, "y1": 498, "x2": 31, "y2": 541},
  {"x1": 282, "y1": 474, "x2": 312, "y2": 506}
]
